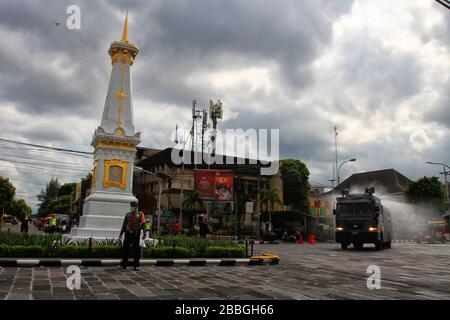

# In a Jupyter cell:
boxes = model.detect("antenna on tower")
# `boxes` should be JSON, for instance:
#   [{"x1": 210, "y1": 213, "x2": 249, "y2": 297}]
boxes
[{"x1": 209, "y1": 99, "x2": 223, "y2": 157}]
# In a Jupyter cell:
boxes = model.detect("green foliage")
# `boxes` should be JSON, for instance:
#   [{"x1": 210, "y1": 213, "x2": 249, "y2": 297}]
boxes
[
  {"x1": 0, "y1": 176, "x2": 16, "y2": 213},
  {"x1": 183, "y1": 191, "x2": 204, "y2": 228},
  {"x1": 37, "y1": 177, "x2": 60, "y2": 216},
  {"x1": 59, "y1": 183, "x2": 76, "y2": 197},
  {"x1": 9, "y1": 199, "x2": 32, "y2": 218},
  {"x1": 260, "y1": 187, "x2": 282, "y2": 213},
  {"x1": 203, "y1": 246, "x2": 245, "y2": 258},
  {"x1": 405, "y1": 176, "x2": 448, "y2": 214},
  {"x1": 0, "y1": 232, "x2": 244, "y2": 258},
  {"x1": 36, "y1": 178, "x2": 75, "y2": 216},
  {"x1": 183, "y1": 191, "x2": 204, "y2": 210},
  {"x1": 280, "y1": 159, "x2": 311, "y2": 213},
  {"x1": 0, "y1": 244, "x2": 46, "y2": 258},
  {"x1": 0, "y1": 231, "x2": 62, "y2": 246},
  {"x1": 57, "y1": 245, "x2": 123, "y2": 258},
  {"x1": 144, "y1": 246, "x2": 193, "y2": 258}
]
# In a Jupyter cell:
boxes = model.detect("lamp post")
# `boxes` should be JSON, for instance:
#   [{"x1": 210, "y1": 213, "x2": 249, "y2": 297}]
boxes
[
  {"x1": 337, "y1": 158, "x2": 357, "y2": 186},
  {"x1": 134, "y1": 166, "x2": 167, "y2": 235},
  {"x1": 425, "y1": 162, "x2": 450, "y2": 213}
]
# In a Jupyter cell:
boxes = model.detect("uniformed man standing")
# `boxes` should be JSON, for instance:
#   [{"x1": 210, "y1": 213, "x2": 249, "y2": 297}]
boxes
[{"x1": 119, "y1": 201, "x2": 146, "y2": 270}]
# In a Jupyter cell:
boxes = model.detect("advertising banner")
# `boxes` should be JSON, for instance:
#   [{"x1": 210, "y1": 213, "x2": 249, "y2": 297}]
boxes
[
  {"x1": 194, "y1": 170, "x2": 215, "y2": 199},
  {"x1": 194, "y1": 169, "x2": 233, "y2": 201},
  {"x1": 214, "y1": 171, "x2": 233, "y2": 201}
]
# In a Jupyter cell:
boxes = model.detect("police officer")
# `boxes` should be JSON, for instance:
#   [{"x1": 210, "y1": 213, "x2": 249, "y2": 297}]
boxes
[
  {"x1": 50, "y1": 214, "x2": 57, "y2": 233},
  {"x1": 118, "y1": 201, "x2": 146, "y2": 270},
  {"x1": 145, "y1": 219, "x2": 152, "y2": 237}
]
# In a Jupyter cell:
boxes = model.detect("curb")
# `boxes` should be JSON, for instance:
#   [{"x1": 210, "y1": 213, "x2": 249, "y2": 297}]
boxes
[
  {"x1": 0, "y1": 257, "x2": 280, "y2": 268},
  {"x1": 234, "y1": 240, "x2": 280, "y2": 245},
  {"x1": 392, "y1": 240, "x2": 415, "y2": 243}
]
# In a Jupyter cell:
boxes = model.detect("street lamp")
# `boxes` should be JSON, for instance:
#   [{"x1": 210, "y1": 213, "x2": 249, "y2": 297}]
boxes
[
  {"x1": 134, "y1": 166, "x2": 169, "y2": 235},
  {"x1": 337, "y1": 158, "x2": 357, "y2": 186},
  {"x1": 425, "y1": 162, "x2": 450, "y2": 213}
]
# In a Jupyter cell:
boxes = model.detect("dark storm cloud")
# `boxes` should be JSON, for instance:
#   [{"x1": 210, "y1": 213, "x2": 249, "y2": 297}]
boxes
[
  {"x1": 0, "y1": 0, "x2": 449, "y2": 210},
  {"x1": 221, "y1": 105, "x2": 334, "y2": 164},
  {"x1": 132, "y1": 0, "x2": 355, "y2": 104},
  {"x1": 423, "y1": 84, "x2": 450, "y2": 128}
]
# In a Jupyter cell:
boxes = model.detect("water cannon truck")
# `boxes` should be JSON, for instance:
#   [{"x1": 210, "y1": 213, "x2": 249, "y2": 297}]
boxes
[{"x1": 333, "y1": 187, "x2": 393, "y2": 250}]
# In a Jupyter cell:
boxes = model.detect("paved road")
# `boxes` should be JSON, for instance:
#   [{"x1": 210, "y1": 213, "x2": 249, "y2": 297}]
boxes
[
  {"x1": 1, "y1": 242, "x2": 449, "y2": 300},
  {"x1": 1, "y1": 222, "x2": 42, "y2": 235}
]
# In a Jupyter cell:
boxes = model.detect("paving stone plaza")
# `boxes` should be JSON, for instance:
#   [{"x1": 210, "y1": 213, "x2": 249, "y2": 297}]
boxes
[{"x1": 1, "y1": 242, "x2": 449, "y2": 300}]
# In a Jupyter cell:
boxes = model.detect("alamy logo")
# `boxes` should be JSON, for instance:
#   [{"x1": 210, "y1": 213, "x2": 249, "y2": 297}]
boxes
[
  {"x1": 366, "y1": 265, "x2": 381, "y2": 290},
  {"x1": 171, "y1": 128, "x2": 280, "y2": 175},
  {"x1": 66, "y1": 265, "x2": 81, "y2": 290},
  {"x1": 66, "y1": 5, "x2": 81, "y2": 30}
]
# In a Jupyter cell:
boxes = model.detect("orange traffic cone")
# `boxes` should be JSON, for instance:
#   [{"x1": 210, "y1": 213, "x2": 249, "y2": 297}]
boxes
[
  {"x1": 297, "y1": 234, "x2": 304, "y2": 244},
  {"x1": 308, "y1": 234, "x2": 317, "y2": 244}
]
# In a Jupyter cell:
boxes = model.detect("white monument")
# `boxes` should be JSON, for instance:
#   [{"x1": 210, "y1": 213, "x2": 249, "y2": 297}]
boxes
[{"x1": 67, "y1": 13, "x2": 141, "y2": 240}]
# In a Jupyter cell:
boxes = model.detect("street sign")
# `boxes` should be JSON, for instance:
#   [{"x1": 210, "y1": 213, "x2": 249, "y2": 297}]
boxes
[{"x1": 163, "y1": 210, "x2": 173, "y2": 218}]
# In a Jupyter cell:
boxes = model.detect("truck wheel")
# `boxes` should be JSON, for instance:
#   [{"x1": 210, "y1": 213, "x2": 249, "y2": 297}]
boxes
[
  {"x1": 341, "y1": 243, "x2": 348, "y2": 250},
  {"x1": 385, "y1": 241, "x2": 392, "y2": 249},
  {"x1": 354, "y1": 243, "x2": 363, "y2": 249},
  {"x1": 441, "y1": 237, "x2": 446, "y2": 244}
]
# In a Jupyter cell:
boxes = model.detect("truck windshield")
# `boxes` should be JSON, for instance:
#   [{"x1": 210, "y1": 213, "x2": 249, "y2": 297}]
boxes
[
  {"x1": 355, "y1": 203, "x2": 373, "y2": 217},
  {"x1": 337, "y1": 203, "x2": 373, "y2": 217}
]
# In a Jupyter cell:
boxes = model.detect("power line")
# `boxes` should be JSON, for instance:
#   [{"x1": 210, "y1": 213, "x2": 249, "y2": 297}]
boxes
[
  {"x1": 0, "y1": 138, "x2": 93, "y2": 155},
  {"x1": 0, "y1": 153, "x2": 92, "y2": 169},
  {"x1": 0, "y1": 159, "x2": 91, "y2": 173},
  {"x1": 435, "y1": 0, "x2": 450, "y2": 10}
]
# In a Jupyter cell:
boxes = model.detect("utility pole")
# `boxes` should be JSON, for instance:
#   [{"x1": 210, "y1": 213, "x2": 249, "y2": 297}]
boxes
[
  {"x1": 256, "y1": 174, "x2": 261, "y2": 240},
  {"x1": 334, "y1": 126, "x2": 338, "y2": 186},
  {"x1": 201, "y1": 109, "x2": 208, "y2": 161},
  {"x1": 425, "y1": 162, "x2": 450, "y2": 213},
  {"x1": 191, "y1": 99, "x2": 196, "y2": 153}
]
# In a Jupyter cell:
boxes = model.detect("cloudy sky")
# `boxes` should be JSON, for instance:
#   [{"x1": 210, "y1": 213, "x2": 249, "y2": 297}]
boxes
[{"x1": 0, "y1": 0, "x2": 448, "y2": 210}]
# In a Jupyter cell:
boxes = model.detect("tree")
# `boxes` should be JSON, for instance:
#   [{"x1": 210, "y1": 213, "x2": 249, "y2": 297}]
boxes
[
  {"x1": 260, "y1": 186, "x2": 282, "y2": 222},
  {"x1": 183, "y1": 191, "x2": 204, "y2": 228},
  {"x1": 280, "y1": 159, "x2": 311, "y2": 213},
  {"x1": 59, "y1": 183, "x2": 76, "y2": 197},
  {"x1": 405, "y1": 176, "x2": 448, "y2": 216},
  {"x1": 37, "y1": 177, "x2": 61, "y2": 217},
  {"x1": 0, "y1": 176, "x2": 16, "y2": 213},
  {"x1": 9, "y1": 199, "x2": 32, "y2": 218}
]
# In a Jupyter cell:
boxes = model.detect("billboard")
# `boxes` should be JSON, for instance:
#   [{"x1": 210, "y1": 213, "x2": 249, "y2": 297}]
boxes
[
  {"x1": 195, "y1": 169, "x2": 233, "y2": 201},
  {"x1": 214, "y1": 171, "x2": 233, "y2": 201},
  {"x1": 194, "y1": 170, "x2": 215, "y2": 199}
]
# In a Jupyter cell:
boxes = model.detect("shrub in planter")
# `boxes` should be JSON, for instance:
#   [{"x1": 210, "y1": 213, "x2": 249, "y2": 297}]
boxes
[
  {"x1": 56, "y1": 245, "x2": 89, "y2": 258},
  {"x1": 90, "y1": 245, "x2": 122, "y2": 258},
  {"x1": 56, "y1": 245, "x2": 123, "y2": 258},
  {"x1": 0, "y1": 244, "x2": 46, "y2": 258},
  {"x1": 203, "y1": 246, "x2": 246, "y2": 258},
  {"x1": 144, "y1": 246, "x2": 193, "y2": 258}
]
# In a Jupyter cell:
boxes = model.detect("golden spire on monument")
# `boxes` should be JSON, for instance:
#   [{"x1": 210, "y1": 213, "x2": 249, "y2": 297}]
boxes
[
  {"x1": 108, "y1": 11, "x2": 138, "y2": 65},
  {"x1": 121, "y1": 11, "x2": 129, "y2": 44}
]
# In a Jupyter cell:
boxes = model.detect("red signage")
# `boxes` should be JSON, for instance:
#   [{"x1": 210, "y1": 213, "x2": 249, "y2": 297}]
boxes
[
  {"x1": 194, "y1": 170, "x2": 233, "y2": 201},
  {"x1": 214, "y1": 171, "x2": 233, "y2": 201},
  {"x1": 194, "y1": 170, "x2": 215, "y2": 198}
]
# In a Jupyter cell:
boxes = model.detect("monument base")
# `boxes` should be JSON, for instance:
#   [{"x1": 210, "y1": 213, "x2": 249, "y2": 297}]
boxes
[{"x1": 65, "y1": 190, "x2": 137, "y2": 241}]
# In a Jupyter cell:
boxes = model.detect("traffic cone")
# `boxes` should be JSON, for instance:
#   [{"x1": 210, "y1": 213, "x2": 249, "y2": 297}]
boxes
[
  {"x1": 308, "y1": 234, "x2": 317, "y2": 244},
  {"x1": 297, "y1": 234, "x2": 304, "y2": 244}
]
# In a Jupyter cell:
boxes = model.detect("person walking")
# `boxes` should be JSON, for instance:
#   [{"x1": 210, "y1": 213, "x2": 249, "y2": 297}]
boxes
[
  {"x1": 199, "y1": 216, "x2": 208, "y2": 239},
  {"x1": 20, "y1": 214, "x2": 29, "y2": 234},
  {"x1": 119, "y1": 201, "x2": 146, "y2": 270},
  {"x1": 174, "y1": 220, "x2": 181, "y2": 235}
]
